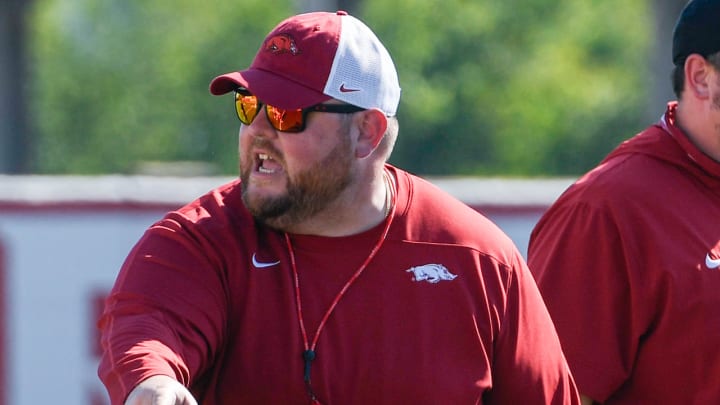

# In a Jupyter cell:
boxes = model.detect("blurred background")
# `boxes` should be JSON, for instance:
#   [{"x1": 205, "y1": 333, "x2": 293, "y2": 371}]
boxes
[
  {"x1": 0, "y1": 0, "x2": 691, "y2": 404},
  {"x1": 2, "y1": 0, "x2": 688, "y2": 177}
]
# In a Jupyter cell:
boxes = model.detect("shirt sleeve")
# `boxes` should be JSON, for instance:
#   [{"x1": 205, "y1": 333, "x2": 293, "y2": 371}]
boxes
[
  {"x1": 97, "y1": 214, "x2": 230, "y2": 405},
  {"x1": 528, "y1": 200, "x2": 646, "y2": 402},
  {"x1": 484, "y1": 250, "x2": 581, "y2": 404}
]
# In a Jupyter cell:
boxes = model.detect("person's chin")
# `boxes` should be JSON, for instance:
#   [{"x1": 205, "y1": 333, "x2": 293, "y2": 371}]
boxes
[
  {"x1": 247, "y1": 177, "x2": 287, "y2": 196},
  {"x1": 244, "y1": 183, "x2": 285, "y2": 205}
]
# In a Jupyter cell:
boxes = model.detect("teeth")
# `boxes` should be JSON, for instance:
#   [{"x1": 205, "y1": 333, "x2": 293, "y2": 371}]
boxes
[{"x1": 257, "y1": 152, "x2": 276, "y2": 174}]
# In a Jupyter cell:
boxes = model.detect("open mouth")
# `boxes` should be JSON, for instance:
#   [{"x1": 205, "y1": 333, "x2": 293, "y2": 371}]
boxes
[{"x1": 257, "y1": 153, "x2": 282, "y2": 174}]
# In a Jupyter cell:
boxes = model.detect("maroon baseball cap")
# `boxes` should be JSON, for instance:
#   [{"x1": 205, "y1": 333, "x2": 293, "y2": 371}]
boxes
[{"x1": 209, "y1": 11, "x2": 401, "y2": 116}]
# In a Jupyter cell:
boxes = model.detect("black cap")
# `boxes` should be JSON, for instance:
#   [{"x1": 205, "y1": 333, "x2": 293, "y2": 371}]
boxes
[{"x1": 672, "y1": 0, "x2": 720, "y2": 65}]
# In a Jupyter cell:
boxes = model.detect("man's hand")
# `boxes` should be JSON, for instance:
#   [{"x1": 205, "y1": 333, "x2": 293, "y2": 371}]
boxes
[{"x1": 124, "y1": 375, "x2": 198, "y2": 405}]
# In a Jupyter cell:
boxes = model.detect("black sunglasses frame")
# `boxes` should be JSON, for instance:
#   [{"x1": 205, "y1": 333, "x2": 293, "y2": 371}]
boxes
[{"x1": 234, "y1": 89, "x2": 365, "y2": 133}]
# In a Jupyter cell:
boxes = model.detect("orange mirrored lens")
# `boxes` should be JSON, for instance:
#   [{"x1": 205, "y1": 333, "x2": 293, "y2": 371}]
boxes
[
  {"x1": 235, "y1": 93, "x2": 259, "y2": 125},
  {"x1": 234, "y1": 91, "x2": 310, "y2": 132},
  {"x1": 266, "y1": 106, "x2": 304, "y2": 132}
]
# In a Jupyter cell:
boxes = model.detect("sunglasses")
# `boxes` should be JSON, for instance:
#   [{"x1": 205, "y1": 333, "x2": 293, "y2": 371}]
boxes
[{"x1": 234, "y1": 89, "x2": 366, "y2": 133}]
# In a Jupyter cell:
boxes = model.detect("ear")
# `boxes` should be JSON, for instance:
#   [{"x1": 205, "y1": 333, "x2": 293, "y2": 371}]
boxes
[
  {"x1": 354, "y1": 109, "x2": 388, "y2": 159},
  {"x1": 684, "y1": 53, "x2": 713, "y2": 100}
]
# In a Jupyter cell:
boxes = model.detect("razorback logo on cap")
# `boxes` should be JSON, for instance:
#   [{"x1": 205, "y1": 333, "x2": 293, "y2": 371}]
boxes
[{"x1": 264, "y1": 34, "x2": 301, "y2": 55}]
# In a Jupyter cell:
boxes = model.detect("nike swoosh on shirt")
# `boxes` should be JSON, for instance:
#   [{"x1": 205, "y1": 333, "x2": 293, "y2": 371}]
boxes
[
  {"x1": 706, "y1": 253, "x2": 720, "y2": 269},
  {"x1": 252, "y1": 253, "x2": 280, "y2": 268}
]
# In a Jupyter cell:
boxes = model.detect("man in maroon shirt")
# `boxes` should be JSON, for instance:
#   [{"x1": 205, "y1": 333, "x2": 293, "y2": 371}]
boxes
[
  {"x1": 98, "y1": 10, "x2": 580, "y2": 405},
  {"x1": 528, "y1": 0, "x2": 720, "y2": 403}
]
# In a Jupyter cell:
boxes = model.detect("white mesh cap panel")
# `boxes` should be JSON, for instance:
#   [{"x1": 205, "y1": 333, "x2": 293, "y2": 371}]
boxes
[{"x1": 324, "y1": 15, "x2": 401, "y2": 116}]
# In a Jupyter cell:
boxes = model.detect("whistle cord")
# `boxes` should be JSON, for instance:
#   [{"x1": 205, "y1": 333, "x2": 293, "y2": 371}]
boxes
[{"x1": 284, "y1": 170, "x2": 397, "y2": 404}]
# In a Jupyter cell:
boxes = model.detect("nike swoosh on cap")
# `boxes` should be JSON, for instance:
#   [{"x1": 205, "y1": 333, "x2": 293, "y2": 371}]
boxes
[
  {"x1": 252, "y1": 253, "x2": 280, "y2": 268},
  {"x1": 339, "y1": 83, "x2": 360, "y2": 93},
  {"x1": 706, "y1": 253, "x2": 720, "y2": 269}
]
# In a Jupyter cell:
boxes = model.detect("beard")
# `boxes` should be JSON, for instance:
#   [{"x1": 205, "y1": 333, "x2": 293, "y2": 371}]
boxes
[{"x1": 240, "y1": 126, "x2": 354, "y2": 231}]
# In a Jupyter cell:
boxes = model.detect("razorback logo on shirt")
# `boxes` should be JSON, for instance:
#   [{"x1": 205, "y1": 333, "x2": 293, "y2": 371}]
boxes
[{"x1": 406, "y1": 264, "x2": 457, "y2": 284}]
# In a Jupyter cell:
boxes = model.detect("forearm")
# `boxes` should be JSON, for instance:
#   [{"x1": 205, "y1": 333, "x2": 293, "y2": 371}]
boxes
[
  {"x1": 99, "y1": 223, "x2": 229, "y2": 402},
  {"x1": 98, "y1": 314, "x2": 191, "y2": 405}
]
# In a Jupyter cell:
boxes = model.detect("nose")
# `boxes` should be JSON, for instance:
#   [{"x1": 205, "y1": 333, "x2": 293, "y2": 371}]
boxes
[{"x1": 244, "y1": 105, "x2": 278, "y2": 138}]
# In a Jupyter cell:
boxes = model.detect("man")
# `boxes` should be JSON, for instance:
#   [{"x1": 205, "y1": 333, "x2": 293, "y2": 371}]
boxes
[
  {"x1": 528, "y1": 0, "x2": 720, "y2": 403},
  {"x1": 98, "y1": 11, "x2": 579, "y2": 405}
]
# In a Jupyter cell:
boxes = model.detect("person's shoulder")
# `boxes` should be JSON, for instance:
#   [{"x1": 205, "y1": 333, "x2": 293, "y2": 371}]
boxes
[
  {"x1": 161, "y1": 178, "x2": 252, "y2": 228},
  {"x1": 561, "y1": 126, "x2": 679, "y2": 206},
  {"x1": 394, "y1": 168, "x2": 518, "y2": 258},
  {"x1": 398, "y1": 170, "x2": 493, "y2": 221},
  {"x1": 397, "y1": 169, "x2": 480, "y2": 212}
]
